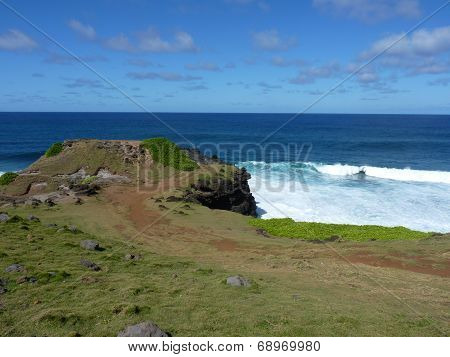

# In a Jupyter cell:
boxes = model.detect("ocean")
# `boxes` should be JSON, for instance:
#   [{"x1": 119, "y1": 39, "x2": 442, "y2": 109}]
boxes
[{"x1": 1, "y1": 112, "x2": 449, "y2": 232}]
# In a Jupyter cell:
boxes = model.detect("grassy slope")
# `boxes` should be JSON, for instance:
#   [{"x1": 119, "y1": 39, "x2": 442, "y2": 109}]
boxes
[
  {"x1": 250, "y1": 218, "x2": 431, "y2": 242},
  {"x1": 140, "y1": 138, "x2": 198, "y2": 171},
  {"x1": 0, "y1": 197, "x2": 448, "y2": 337}
]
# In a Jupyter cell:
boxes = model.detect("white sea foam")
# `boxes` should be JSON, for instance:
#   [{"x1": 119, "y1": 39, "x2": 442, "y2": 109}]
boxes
[
  {"x1": 311, "y1": 163, "x2": 450, "y2": 185},
  {"x1": 240, "y1": 161, "x2": 450, "y2": 233}
]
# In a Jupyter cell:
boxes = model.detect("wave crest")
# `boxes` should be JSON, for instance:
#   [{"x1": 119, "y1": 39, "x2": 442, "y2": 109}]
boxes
[{"x1": 310, "y1": 163, "x2": 450, "y2": 184}]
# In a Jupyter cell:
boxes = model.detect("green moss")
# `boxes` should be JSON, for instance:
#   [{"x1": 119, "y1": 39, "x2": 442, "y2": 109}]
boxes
[
  {"x1": 45, "y1": 142, "x2": 63, "y2": 158},
  {"x1": 249, "y1": 218, "x2": 431, "y2": 242},
  {"x1": 140, "y1": 137, "x2": 198, "y2": 171},
  {"x1": 0, "y1": 172, "x2": 19, "y2": 186},
  {"x1": 81, "y1": 176, "x2": 97, "y2": 185}
]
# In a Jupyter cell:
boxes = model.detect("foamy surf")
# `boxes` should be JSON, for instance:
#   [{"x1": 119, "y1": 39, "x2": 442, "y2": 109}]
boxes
[
  {"x1": 311, "y1": 163, "x2": 450, "y2": 185},
  {"x1": 240, "y1": 161, "x2": 450, "y2": 233}
]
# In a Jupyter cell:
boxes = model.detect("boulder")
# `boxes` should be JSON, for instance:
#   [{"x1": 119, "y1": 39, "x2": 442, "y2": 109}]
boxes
[
  {"x1": 68, "y1": 225, "x2": 79, "y2": 233},
  {"x1": 80, "y1": 259, "x2": 101, "y2": 271},
  {"x1": 226, "y1": 275, "x2": 251, "y2": 287},
  {"x1": 118, "y1": 321, "x2": 169, "y2": 337},
  {"x1": 27, "y1": 214, "x2": 40, "y2": 222},
  {"x1": 0, "y1": 213, "x2": 9, "y2": 222},
  {"x1": 5, "y1": 264, "x2": 24, "y2": 273},
  {"x1": 80, "y1": 240, "x2": 100, "y2": 251}
]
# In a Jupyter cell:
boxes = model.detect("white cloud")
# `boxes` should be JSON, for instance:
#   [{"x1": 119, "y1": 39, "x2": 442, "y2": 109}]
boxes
[
  {"x1": 313, "y1": 0, "x2": 421, "y2": 22},
  {"x1": 104, "y1": 28, "x2": 197, "y2": 53},
  {"x1": 68, "y1": 20, "x2": 96, "y2": 40},
  {"x1": 361, "y1": 26, "x2": 450, "y2": 59},
  {"x1": 0, "y1": 29, "x2": 37, "y2": 51},
  {"x1": 289, "y1": 62, "x2": 341, "y2": 84},
  {"x1": 138, "y1": 28, "x2": 197, "y2": 52},
  {"x1": 104, "y1": 33, "x2": 134, "y2": 52},
  {"x1": 252, "y1": 29, "x2": 297, "y2": 51}
]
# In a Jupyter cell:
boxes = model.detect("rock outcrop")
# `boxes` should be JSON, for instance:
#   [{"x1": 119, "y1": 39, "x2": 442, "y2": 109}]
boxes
[{"x1": 184, "y1": 168, "x2": 257, "y2": 216}]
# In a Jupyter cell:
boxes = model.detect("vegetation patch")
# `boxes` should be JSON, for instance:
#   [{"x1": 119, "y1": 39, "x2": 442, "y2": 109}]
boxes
[
  {"x1": 140, "y1": 138, "x2": 198, "y2": 171},
  {"x1": 0, "y1": 172, "x2": 19, "y2": 186},
  {"x1": 249, "y1": 218, "x2": 431, "y2": 242},
  {"x1": 45, "y1": 142, "x2": 63, "y2": 158},
  {"x1": 81, "y1": 176, "x2": 97, "y2": 185}
]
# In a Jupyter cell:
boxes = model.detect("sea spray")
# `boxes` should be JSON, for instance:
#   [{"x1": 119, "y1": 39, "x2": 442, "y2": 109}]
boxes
[{"x1": 241, "y1": 161, "x2": 450, "y2": 233}]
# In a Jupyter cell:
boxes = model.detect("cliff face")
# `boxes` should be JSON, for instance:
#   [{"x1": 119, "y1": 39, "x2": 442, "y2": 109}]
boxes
[
  {"x1": 1, "y1": 140, "x2": 257, "y2": 217},
  {"x1": 184, "y1": 168, "x2": 257, "y2": 217}
]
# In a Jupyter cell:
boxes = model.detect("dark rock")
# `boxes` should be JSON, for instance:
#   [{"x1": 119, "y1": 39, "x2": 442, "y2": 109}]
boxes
[
  {"x1": 184, "y1": 168, "x2": 256, "y2": 216},
  {"x1": 45, "y1": 198, "x2": 56, "y2": 207},
  {"x1": 226, "y1": 275, "x2": 251, "y2": 287},
  {"x1": 31, "y1": 199, "x2": 42, "y2": 207},
  {"x1": 118, "y1": 321, "x2": 169, "y2": 337},
  {"x1": 125, "y1": 253, "x2": 141, "y2": 261},
  {"x1": 5, "y1": 264, "x2": 23, "y2": 273},
  {"x1": 80, "y1": 240, "x2": 100, "y2": 251},
  {"x1": 158, "y1": 204, "x2": 168, "y2": 210},
  {"x1": 46, "y1": 223, "x2": 58, "y2": 228},
  {"x1": 154, "y1": 198, "x2": 162, "y2": 203},
  {"x1": 256, "y1": 228, "x2": 270, "y2": 237},
  {"x1": 0, "y1": 278, "x2": 7, "y2": 293},
  {"x1": 74, "y1": 197, "x2": 84, "y2": 205},
  {"x1": 80, "y1": 259, "x2": 101, "y2": 271},
  {"x1": 27, "y1": 214, "x2": 40, "y2": 222},
  {"x1": 17, "y1": 276, "x2": 37, "y2": 284},
  {"x1": 0, "y1": 213, "x2": 9, "y2": 222}
]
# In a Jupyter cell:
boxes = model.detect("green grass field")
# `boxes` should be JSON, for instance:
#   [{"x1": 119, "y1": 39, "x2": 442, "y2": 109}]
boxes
[{"x1": 249, "y1": 218, "x2": 432, "y2": 241}]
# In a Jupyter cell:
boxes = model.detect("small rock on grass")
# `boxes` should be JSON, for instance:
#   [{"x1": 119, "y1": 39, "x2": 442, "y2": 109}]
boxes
[
  {"x1": 5, "y1": 264, "x2": 23, "y2": 273},
  {"x1": 27, "y1": 215, "x2": 40, "y2": 222},
  {"x1": 80, "y1": 259, "x2": 101, "y2": 271},
  {"x1": 80, "y1": 240, "x2": 100, "y2": 251},
  {"x1": 68, "y1": 225, "x2": 79, "y2": 233},
  {"x1": 118, "y1": 321, "x2": 169, "y2": 337},
  {"x1": 125, "y1": 253, "x2": 141, "y2": 261},
  {"x1": 226, "y1": 275, "x2": 251, "y2": 287},
  {"x1": 0, "y1": 213, "x2": 9, "y2": 222},
  {"x1": 16, "y1": 276, "x2": 37, "y2": 284}
]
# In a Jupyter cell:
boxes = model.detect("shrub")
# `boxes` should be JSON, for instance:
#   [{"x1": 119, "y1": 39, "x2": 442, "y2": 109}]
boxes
[
  {"x1": 249, "y1": 218, "x2": 431, "y2": 242},
  {"x1": 0, "y1": 172, "x2": 19, "y2": 186},
  {"x1": 45, "y1": 142, "x2": 63, "y2": 158},
  {"x1": 140, "y1": 137, "x2": 198, "y2": 171}
]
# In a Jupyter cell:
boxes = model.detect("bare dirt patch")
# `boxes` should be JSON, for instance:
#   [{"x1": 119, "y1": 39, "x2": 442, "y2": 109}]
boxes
[{"x1": 347, "y1": 252, "x2": 450, "y2": 278}]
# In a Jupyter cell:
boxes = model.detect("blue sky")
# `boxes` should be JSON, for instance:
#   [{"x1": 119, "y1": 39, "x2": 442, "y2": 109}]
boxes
[{"x1": 0, "y1": 0, "x2": 449, "y2": 113}]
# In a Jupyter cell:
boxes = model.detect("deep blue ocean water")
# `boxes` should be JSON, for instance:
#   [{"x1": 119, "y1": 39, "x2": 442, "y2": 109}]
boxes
[{"x1": 1, "y1": 112, "x2": 449, "y2": 232}]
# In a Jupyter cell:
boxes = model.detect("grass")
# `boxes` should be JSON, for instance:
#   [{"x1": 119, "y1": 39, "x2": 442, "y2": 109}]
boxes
[
  {"x1": 45, "y1": 142, "x2": 63, "y2": 158},
  {"x1": 249, "y1": 218, "x2": 431, "y2": 242},
  {"x1": 0, "y1": 198, "x2": 448, "y2": 337},
  {"x1": 141, "y1": 138, "x2": 198, "y2": 171},
  {"x1": 0, "y1": 172, "x2": 19, "y2": 186}
]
